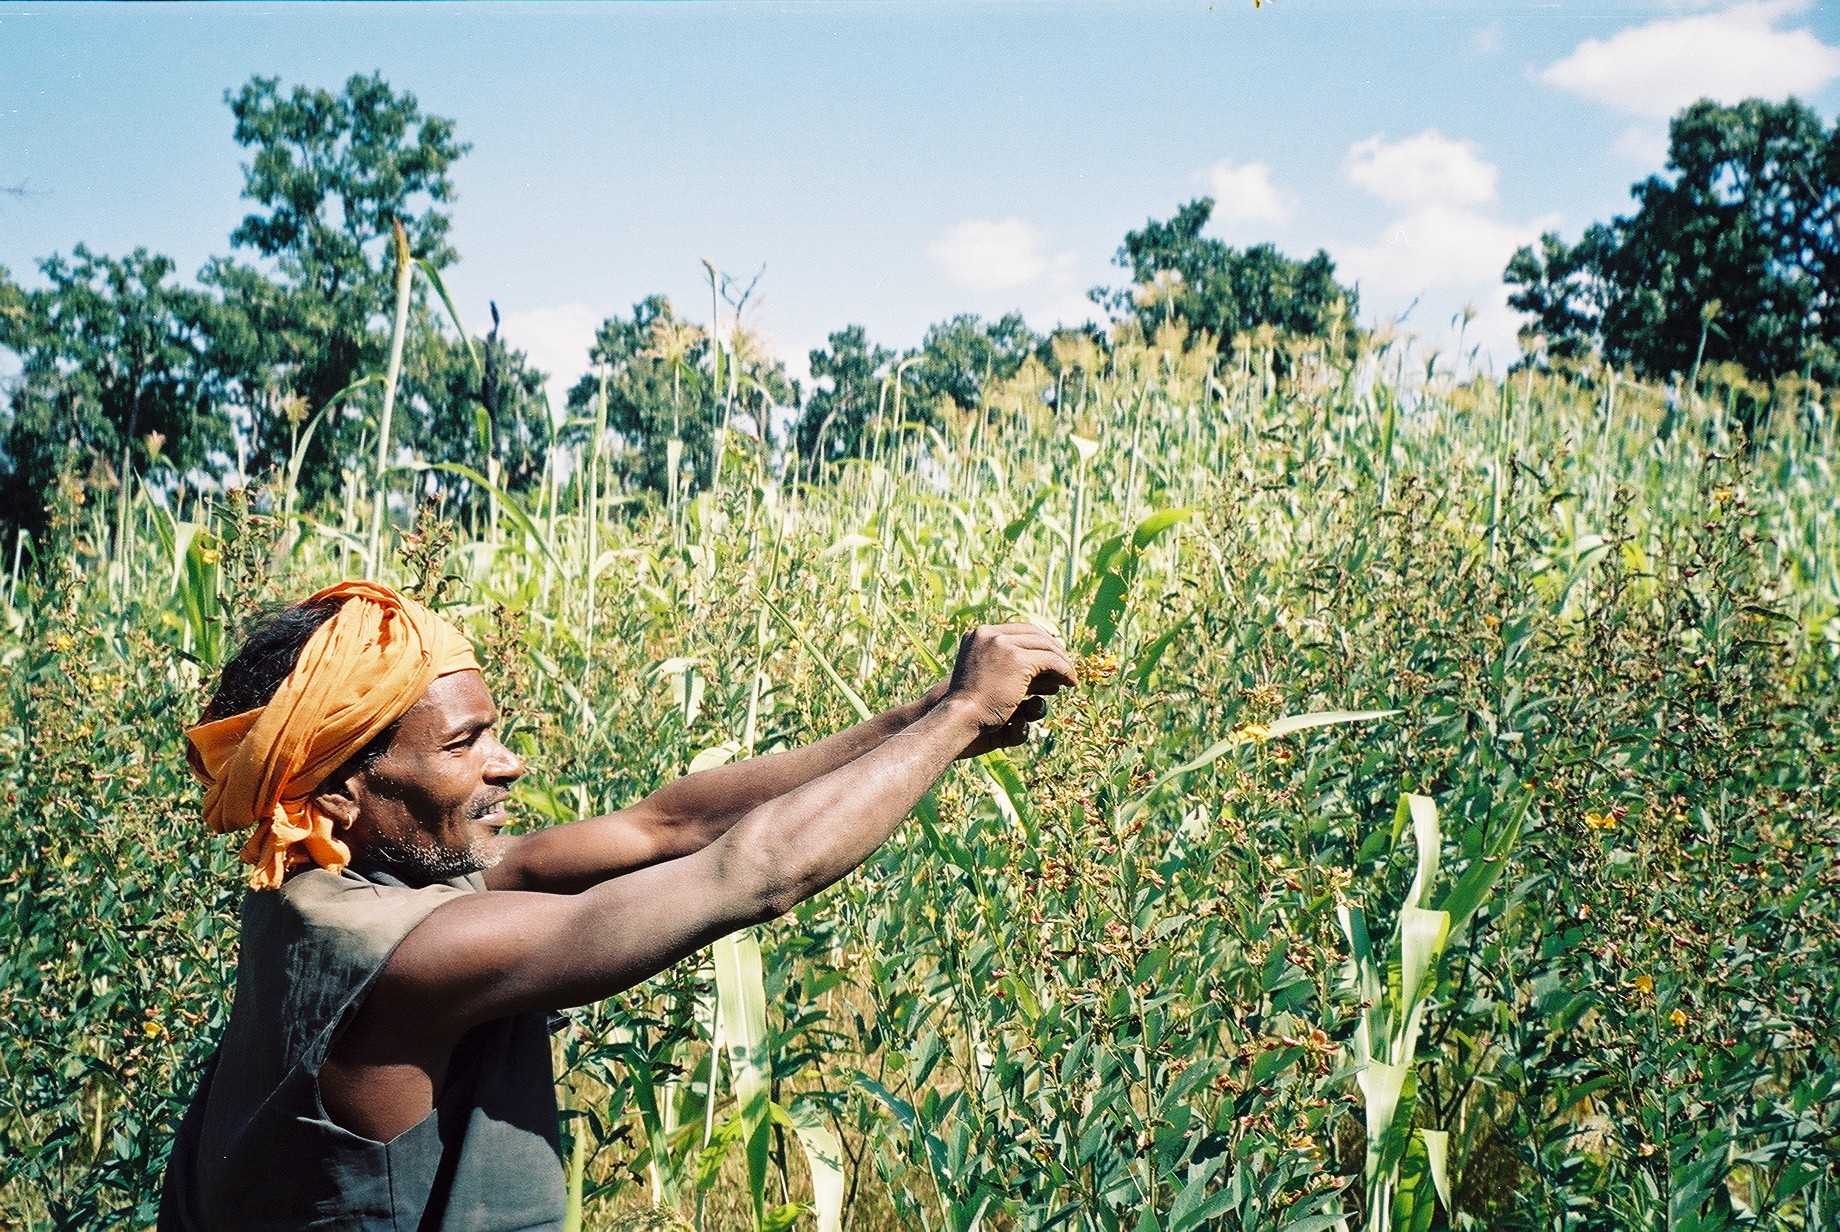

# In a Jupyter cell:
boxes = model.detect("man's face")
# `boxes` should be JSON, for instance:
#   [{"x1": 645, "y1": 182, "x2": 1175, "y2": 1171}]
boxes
[{"x1": 340, "y1": 670, "x2": 525, "y2": 884}]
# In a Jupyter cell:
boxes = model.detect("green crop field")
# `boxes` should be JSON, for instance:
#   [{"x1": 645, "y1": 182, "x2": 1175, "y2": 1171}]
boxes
[{"x1": 2, "y1": 325, "x2": 1837, "y2": 1230}]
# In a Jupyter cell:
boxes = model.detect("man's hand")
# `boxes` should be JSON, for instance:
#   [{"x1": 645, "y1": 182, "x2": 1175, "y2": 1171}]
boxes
[{"x1": 945, "y1": 623, "x2": 1079, "y2": 758}]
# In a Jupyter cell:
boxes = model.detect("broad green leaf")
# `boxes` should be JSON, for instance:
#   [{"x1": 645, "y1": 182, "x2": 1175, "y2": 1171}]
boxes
[
  {"x1": 1397, "y1": 906, "x2": 1451, "y2": 1028},
  {"x1": 688, "y1": 741, "x2": 741, "y2": 774},
  {"x1": 713, "y1": 929, "x2": 772, "y2": 1225},
  {"x1": 1119, "y1": 709, "x2": 1397, "y2": 826},
  {"x1": 767, "y1": 1101, "x2": 844, "y2": 1232},
  {"x1": 1131, "y1": 505, "x2": 1195, "y2": 549},
  {"x1": 763, "y1": 592, "x2": 872, "y2": 721},
  {"x1": 1130, "y1": 615, "x2": 1192, "y2": 687},
  {"x1": 976, "y1": 751, "x2": 1032, "y2": 830},
  {"x1": 1441, "y1": 797, "x2": 1527, "y2": 935},
  {"x1": 1420, "y1": 1128, "x2": 1452, "y2": 1215},
  {"x1": 1357, "y1": 1059, "x2": 1410, "y2": 1170},
  {"x1": 400, "y1": 460, "x2": 564, "y2": 573},
  {"x1": 1404, "y1": 793, "x2": 1441, "y2": 910}
]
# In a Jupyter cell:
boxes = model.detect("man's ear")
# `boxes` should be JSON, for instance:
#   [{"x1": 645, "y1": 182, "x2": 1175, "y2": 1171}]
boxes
[{"x1": 312, "y1": 770, "x2": 363, "y2": 834}]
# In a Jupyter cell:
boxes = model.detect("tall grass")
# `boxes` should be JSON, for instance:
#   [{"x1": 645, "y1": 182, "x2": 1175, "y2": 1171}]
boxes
[{"x1": 2, "y1": 325, "x2": 1836, "y2": 1230}]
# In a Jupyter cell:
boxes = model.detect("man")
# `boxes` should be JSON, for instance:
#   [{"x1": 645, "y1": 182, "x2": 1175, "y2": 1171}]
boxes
[{"x1": 159, "y1": 580, "x2": 1076, "y2": 1231}]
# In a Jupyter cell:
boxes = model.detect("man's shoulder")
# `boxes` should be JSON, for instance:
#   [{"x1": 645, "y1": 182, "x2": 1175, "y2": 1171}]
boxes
[{"x1": 255, "y1": 868, "x2": 482, "y2": 953}]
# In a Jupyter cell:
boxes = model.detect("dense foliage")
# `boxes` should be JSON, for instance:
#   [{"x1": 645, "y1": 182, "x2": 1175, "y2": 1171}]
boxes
[{"x1": 2, "y1": 324, "x2": 1836, "y2": 1229}]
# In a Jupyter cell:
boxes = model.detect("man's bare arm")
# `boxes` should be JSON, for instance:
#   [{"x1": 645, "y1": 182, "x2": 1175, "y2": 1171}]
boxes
[
  {"x1": 379, "y1": 626, "x2": 1076, "y2": 1034},
  {"x1": 484, "y1": 682, "x2": 949, "y2": 894}
]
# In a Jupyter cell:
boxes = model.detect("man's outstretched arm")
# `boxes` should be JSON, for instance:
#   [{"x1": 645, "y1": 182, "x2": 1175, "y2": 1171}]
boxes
[
  {"x1": 385, "y1": 625, "x2": 1077, "y2": 1029},
  {"x1": 485, "y1": 680, "x2": 953, "y2": 893}
]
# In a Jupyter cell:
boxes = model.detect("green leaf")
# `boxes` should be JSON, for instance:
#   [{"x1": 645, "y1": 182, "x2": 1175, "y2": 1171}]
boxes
[
  {"x1": 976, "y1": 751, "x2": 1032, "y2": 830},
  {"x1": 1274, "y1": 1216, "x2": 1353, "y2": 1232},
  {"x1": 1397, "y1": 907, "x2": 1451, "y2": 1031},
  {"x1": 1403, "y1": 793, "x2": 1441, "y2": 910},
  {"x1": 1440, "y1": 796, "x2": 1527, "y2": 936},
  {"x1": 713, "y1": 928, "x2": 773, "y2": 1225},
  {"x1": 1119, "y1": 709, "x2": 1397, "y2": 826},
  {"x1": 1131, "y1": 505, "x2": 1195, "y2": 549},
  {"x1": 761, "y1": 1203, "x2": 809, "y2": 1232},
  {"x1": 763, "y1": 592, "x2": 873, "y2": 722},
  {"x1": 765, "y1": 1101, "x2": 844, "y2": 1232},
  {"x1": 1084, "y1": 570, "x2": 1130, "y2": 647},
  {"x1": 1129, "y1": 615, "x2": 1192, "y2": 688}
]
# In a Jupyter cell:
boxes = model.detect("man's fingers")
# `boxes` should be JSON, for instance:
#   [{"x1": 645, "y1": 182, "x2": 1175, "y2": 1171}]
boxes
[
  {"x1": 1021, "y1": 648, "x2": 1079, "y2": 694},
  {"x1": 1015, "y1": 696, "x2": 1049, "y2": 724},
  {"x1": 981, "y1": 622, "x2": 1065, "y2": 639}
]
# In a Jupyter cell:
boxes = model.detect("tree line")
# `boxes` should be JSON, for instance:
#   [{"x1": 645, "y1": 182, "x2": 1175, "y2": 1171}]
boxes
[
  {"x1": 2, "y1": 74, "x2": 1834, "y2": 551},
  {"x1": 0, "y1": 74, "x2": 1363, "y2": 549}
]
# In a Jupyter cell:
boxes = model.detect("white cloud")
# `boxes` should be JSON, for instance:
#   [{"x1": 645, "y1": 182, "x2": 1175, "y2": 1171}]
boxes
[
  {"x1": 1200, "y1": 160, "x2": 1295, "y2": 224},
  {"x1": 497, "y1": 302, "x2": 601, "y2": 418},
  {"x1": 1344, "y1": 131, "x2": 1498, "y2": 208},
  {"x1": 1539, "y1": 0, "x2": 1840, "y2": 118},
  {"x1": 1473, "y1": 21, "x2": 1503, "y2": 55},
  {"x1": 1337, "y1": 203, "x2": 1559, "y2": 294},
  {"x1": 928, "y1": 217, "x2": 1065, "y2": 292},
  {"x1": 1611, "y1": 124, "x2": 1670, "y2": 168}
]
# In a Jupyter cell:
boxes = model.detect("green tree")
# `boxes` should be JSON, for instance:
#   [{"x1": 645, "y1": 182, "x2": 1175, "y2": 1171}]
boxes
[
  {"x1": 794, "y1": 325, "x2": 896, "y2": 473},
  {"x1": 1098, "y1": 198, "x2": 1358, "y2": 350},
  {"x1": 1506, "y1": 98, "x2": 1840, "y2": 400},
  {"x1": 0, "y1": 247, "x2": 225, "y2": 541},
  {"x1": 566, "y1": 296, "x2": 713, "y2": 497},
  {"x1": 906, "y1": 313, "x2": 1040, "y2": 422},
  {"x1": 199, "y1": 73, "x2": 470, "y2": 498}
]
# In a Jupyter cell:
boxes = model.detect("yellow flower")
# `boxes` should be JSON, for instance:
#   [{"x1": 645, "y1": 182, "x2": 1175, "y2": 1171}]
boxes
[
  {"x1": 1711, "y1": 487, "x2": 1734, "y2": 503},
  {"x1": 1231, "y1": 723, "x2": 1272, "y2": 746},
  {"x1": 1631, "y1": 975, "x2": 1653, "y2": 996},
  {"x1": 50, "y1": 634, "x2": 75, "y2": 653},
  {"x1": 198, "y1": 547, "x2": 221, "y2": 565},
  {"x1": 142, "y1": 1020, "x2": 164, "y2": 1039},
  {"x1": 1669, "y1": 1008, "x2": 1690, "y2": 1029},
  {"x1": 86, "y1": 673, "x2": 115, "y2": 694},
  {"x1": 1583, "y1": 810, "x2": 1616, "y2": 831},
  {"x1": 1271, "y1": 747, "x2": 1294, "y2": 765}
]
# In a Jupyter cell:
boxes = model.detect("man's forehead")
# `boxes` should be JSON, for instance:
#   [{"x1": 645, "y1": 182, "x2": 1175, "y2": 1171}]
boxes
[{"x1": 398, "y1": 670, "x2": 496, "y2": 729}]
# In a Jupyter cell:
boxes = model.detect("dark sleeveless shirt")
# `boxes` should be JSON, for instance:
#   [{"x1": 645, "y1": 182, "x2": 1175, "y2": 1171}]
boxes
[{"x1": 157, "y1": 866, "x2": 567, "y2": 1232}]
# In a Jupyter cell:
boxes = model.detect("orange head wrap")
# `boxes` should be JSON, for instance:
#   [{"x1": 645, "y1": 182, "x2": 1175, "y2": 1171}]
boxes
[{"x1": 185, "y1": 580, "x2": 481, "y2": 890}]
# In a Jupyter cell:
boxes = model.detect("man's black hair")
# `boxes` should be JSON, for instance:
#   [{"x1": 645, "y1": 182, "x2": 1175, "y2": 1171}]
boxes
[{"x1": 202, "y1": 598, "x2": 398, "y2": 771}]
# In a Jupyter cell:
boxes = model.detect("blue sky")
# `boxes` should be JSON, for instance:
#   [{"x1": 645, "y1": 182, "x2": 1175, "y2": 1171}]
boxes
[{"x1": 4, "y1": 1, "x2": 1839, "y2": 403}]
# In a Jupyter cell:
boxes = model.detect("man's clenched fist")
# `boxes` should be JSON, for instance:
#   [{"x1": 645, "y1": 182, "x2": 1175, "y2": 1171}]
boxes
[{"x1": 944, "y1": 624, "x2": 1079, "y2": 758}]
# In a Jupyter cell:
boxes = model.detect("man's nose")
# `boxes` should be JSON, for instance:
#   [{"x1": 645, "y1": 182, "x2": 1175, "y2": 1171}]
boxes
[{"x1": 484, "y1": 735, "x2": 525, "y2": 781}]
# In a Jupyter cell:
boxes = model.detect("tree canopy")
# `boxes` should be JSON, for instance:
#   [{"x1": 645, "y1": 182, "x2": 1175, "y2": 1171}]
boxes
[
  {"x1": 200, "y1": 72, "x2": 471, "y2": 495},
  {"x1": 0, "y1": 247, "x2": 224, "y2": 536},
  {"x1": 1506, "y1": 97, "x2": 1840, "y2": 396},
  {"x1": 1098, "y1": 198, "x2": 1359, "y2": 352}
]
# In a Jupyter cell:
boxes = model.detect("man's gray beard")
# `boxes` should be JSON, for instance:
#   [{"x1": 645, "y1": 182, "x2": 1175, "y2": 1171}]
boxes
[{"x1": 362, "y1": 829, "x2": 506, "y2": 885}]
